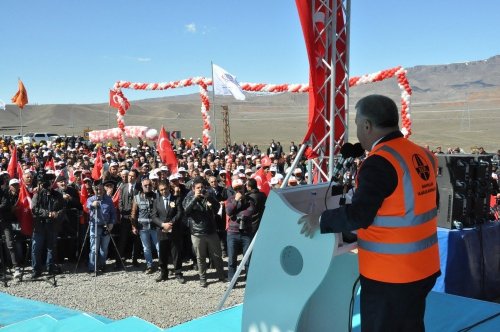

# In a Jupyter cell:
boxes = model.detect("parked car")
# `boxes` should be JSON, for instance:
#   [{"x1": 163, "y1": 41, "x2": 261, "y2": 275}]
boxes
[
  {"x1": 22, "y1": 132, "x2": 59, "y2": 145},
  {"x1": 12, "y1": 135, "x2": 24, "y2": 145}
]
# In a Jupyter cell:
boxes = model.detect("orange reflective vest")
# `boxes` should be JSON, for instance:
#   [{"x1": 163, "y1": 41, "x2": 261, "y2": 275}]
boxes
[{"x1": 357, "y1": 137, "x2": 440, "y2": 283}]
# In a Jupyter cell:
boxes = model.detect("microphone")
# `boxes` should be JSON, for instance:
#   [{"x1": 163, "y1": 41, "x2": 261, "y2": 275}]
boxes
[{"x1": 331, "y1": 143, "x2": 354, "y2": 180}]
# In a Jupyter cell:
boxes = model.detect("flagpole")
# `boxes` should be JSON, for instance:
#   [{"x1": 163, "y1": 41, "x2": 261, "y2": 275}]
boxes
[
  {"x1": 211, "y1": 61, "x2": 218, "y2": 151},
  {"x1": 19, "y1": 107, "x2": 23, "y2": 136}
]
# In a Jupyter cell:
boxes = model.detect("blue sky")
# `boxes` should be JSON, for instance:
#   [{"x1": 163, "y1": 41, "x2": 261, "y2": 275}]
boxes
[{"x1": 1, "y1": 0, "x2": 499, "y2": 105}]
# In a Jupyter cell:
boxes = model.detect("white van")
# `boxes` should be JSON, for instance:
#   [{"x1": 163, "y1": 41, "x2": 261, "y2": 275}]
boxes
[{"x1": 22, "y1": 132, "x2": 59, "y2": 145}]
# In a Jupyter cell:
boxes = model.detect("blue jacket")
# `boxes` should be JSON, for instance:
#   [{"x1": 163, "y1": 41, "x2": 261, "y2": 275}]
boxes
[{"x1": 87, "y1": 195, "x2": 117, "y2": 225}]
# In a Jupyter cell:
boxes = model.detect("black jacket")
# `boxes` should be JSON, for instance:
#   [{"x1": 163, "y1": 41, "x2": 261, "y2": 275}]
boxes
[
  {"x1": 152, "y1": 194, "x2": 183, "y2": 240},
  {"x1": 182, "y1": 191, "x2": 220, "y2": 235},
  {"x1": 32, "y1": 188, "x2": 65, "y2": 222}
]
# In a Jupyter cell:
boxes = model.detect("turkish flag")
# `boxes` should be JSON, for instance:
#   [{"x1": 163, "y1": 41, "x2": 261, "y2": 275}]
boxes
[
  {"x1": 157, "y1": 126, "x2": 178, "y2": 174},
  {"x1": 79, "y1": 183, "x2": 89, "y2": 224},
  {"x1": 112, "y1": 186, "x2": 121, "y2": 210},
  {"x1": 15, "y1": 181, "x2": 34, "y2": 236},
  {"x1": 109, "y1": 89, "x2": 130, "y2": 110},
  {"x1": 252, "y1": 167, "x2": 271, "y2": 196},
  {"x1": 92, "y1": 148, "x2": 103, "y2": 180},
  {"x1": 225, "y1": 170, "x2": 231, "y2": 188},
  {"x1": 44, "y1": 158, "x2": 55, "y2": 171},
  {"x1": 7, "y1": 145, "x2": 17, "y2": 178}
]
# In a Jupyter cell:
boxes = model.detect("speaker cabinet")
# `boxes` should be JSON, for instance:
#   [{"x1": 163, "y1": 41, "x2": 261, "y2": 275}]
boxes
[{"x1": 437, "y1": 154, "x2": 493, "y2": 229}]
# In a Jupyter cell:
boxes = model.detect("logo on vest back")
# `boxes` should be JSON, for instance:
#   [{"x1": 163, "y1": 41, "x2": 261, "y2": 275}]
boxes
[{"x1": 412, "y1": 154, "x2": 431, "y2": 181}]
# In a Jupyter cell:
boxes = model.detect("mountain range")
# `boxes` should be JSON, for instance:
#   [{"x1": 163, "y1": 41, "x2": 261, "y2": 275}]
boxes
[{"x1": 1, "y1": 55, "x2": 499, "y2": 151}]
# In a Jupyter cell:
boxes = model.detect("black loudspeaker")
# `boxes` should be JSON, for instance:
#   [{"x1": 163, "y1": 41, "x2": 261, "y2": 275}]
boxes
[{"x1": 436, "y1": 154, "x2": 493, "y2": 229}]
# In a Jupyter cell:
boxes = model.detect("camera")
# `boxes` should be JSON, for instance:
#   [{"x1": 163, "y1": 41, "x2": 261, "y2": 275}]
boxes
[
  {"x1": 37, "y1": 170, "x2": 55, "y2": 189},
  {"x1": 201, "y1": 188, "x2": 208, "y2": 196},
  {"x1": 238, "y1": 217, "x2": 249, "y2": 232}
]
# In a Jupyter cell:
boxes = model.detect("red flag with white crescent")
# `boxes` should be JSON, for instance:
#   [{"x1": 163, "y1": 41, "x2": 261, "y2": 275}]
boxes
[
  {"x1": 15, "y1": 181, "x2": 34, "y2": 236},
  {"x1": 252, "y1": 167, "x2": 271, "y2": 196},
  {"x1": 7, "y1": 145, "x2": 18, "y2": 178},
  {"x1": 157, "y1": 126, "x2": 178, "y2": 174},
  {"x1": 92, "y1": 148, "x2": 103, "y2": 180}
]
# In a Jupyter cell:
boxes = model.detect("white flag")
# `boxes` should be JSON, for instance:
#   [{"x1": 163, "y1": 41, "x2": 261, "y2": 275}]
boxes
[
  {"x1": 0, "y1": 99, "x2": 5, "y2": 111},
  {"x1": 212, "y1": 64, "x2": 246, "y2": 101}
]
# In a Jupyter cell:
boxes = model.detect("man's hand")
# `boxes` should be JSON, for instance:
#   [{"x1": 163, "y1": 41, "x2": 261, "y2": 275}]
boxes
[
  {"x1": 132, "y1": 226, "x2": 138, "y2": 235},
  {"x1": 63, "y1": 194, "x2": 71, "y2": 201},
  {"x1": 298, "y1": 214, "x2": 320, "y2": 239},
  {"x1": 234, "y1": 192, "x2": 243, "y2": 201},
  {"x1": 106, "y1": 224, "x2": 114, "y2": 232},
  {"x1": 92, "y1": 201, "x2": 100, "y2": 208},
  {"x1": 162, "y1": 222, "x2": 173, "y2": 232}
]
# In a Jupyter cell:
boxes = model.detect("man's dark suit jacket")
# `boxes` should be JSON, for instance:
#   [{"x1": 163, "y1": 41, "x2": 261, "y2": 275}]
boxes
[{"x1": 151, "y1": 194, "x2": 183, "y2": 240}]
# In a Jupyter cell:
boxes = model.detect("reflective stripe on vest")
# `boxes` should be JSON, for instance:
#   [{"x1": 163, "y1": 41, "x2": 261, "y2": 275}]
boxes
[
  {"x1": 370, "y1": 145, "x2": 437, "y2": 228},
  {"x1": 358, "y1": 232, "x2": 437, "y2": 255},
  {"x1": 358, "y1": 144, "x2": 437, "y2": 255}
]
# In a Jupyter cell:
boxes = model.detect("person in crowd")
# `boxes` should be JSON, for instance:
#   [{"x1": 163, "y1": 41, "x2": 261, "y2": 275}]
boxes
[
  {"x1": 31, "y1": 171, "x2": 65, "y2": 278},
  {"x1": 87, "y1": 179, "x2": 116, "y2": 274},
  {"x1": 116, "y1": 169, "x2": 141, "y2": 268},
  {"x1": 54, "y1": 174, "x2": 82, "y2": 264},
  {"x1": 225, "y1": 178, "x2": 256, "y2": 281},
  {"x1": 207, "y1": 175, "x2": 229, "y2": 257},
  {"x1": 302, "y1": 94, "x2": 440, "y2": 332},
  {"x1": 152, "y1": 180, "x2": 184, "y2": 283},
  {"x1": 245, "y1": 178, "x2": 267, "y2": 234},
  {"x1": 0, "y1": 178, "x2": 23, "y2": 279},
  {"x1": 131, "y1": 178, "x2": 159, "y2": 274},
  {"x1": 183, "y1": 176, "x2": 226, "y2": 287}
]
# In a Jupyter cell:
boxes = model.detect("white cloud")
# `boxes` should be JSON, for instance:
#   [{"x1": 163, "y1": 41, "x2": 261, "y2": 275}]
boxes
[
  {"x1": 137, "y1": 57, "x2": 151, "y2": 62},
  {"x1": 185, "y1": 23, "x2": 196, "y2": 33}
]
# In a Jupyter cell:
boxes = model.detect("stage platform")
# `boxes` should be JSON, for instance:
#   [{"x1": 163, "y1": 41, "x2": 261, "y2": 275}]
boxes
[
  {"x1": 2, "y1": 290, "x2": 498, "y2": 331},
  {"x1": 167, "y1": 292, "x2": 500, "y2": 331}
]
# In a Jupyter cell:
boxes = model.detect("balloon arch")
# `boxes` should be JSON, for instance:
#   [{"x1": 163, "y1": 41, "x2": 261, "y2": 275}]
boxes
[{"x1": 105, "y1": 66, "x2": 412, "y2": 146}]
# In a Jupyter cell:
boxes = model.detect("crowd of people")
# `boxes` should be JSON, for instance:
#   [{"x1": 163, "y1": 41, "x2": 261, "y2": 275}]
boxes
[{"x1": 0, "y1": 134, "x2": 499, "y2": 287}]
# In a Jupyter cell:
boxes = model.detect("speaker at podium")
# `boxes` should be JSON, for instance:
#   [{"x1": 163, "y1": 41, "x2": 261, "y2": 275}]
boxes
[{"x1": 436, "y1": 154, "x2": 493, "y2": 229}]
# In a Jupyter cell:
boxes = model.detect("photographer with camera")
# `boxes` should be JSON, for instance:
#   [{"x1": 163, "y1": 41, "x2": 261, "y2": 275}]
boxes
[
  {"x1": 31, "y1": 171, "x2": 65, "y2": 278},
  {"x1": 225, "y1": 178, "x2": 256, "y2": 281},
  {"x1": 0, "y1": 178, "x2": 23, "y2": 279},
  {"x1": 183, "y1": 176, "x2": 226, "y2": 287},
  {"x1": 131, "y1": 178, "x2": 159, "y2": 274},
  {"x1": 86, "y1": 179, "x2": 116, "y2": 274}
]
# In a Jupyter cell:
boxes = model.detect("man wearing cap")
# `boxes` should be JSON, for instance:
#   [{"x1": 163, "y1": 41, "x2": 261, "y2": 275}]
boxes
[
  {"x1": 87, "y1": 179, "x2": 117, "y2": 273},
  {"x1": 225, "y1": 178, "x2": 256, "y2": 281},
  {"x1": 0, "y1": 178, "x2": 23, "y2": 279},
  {"x1": 31, "y1": 171, "x2": 65, "y2": 278}
]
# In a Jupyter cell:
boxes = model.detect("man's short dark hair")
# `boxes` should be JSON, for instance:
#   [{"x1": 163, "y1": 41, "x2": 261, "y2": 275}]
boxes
[
  {"x1": 246, "y1": 178, "x2": 258, "y2": 190},
  {"x1": 192, "y1": 176, "x2": 205, "y2": 187},
  {"x1": 355, "y1": 94, "x2": 399, "y2": 128}
]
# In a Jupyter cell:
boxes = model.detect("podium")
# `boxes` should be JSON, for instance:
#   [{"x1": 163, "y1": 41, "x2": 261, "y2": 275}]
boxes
[{"x1": 242, "y1": 183, "x2": 359, "y2": 331}]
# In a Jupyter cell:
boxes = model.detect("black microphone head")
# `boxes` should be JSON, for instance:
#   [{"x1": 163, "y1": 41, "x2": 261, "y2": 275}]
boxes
[
  {"x1": 352, "y1": 143, "x2": 365, "y2": 158},
  {"x1": 339, "y1": 143, "x2": 354, "y2": 157}
]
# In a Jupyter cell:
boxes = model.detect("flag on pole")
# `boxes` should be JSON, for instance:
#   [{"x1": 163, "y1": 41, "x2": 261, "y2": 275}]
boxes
[
  {"x1": 157, "y1": 126, "x2": 178, "y2": 174},
  {"x1": 92, "y1": 148, "x2": 103, "y2": 180},
  {"x1": 11, "y1": 80, "x2": 29, "y2": 109},
  {"x1": 44, "y1": 157, "x2": 55, "y2": 171},
  {"x1": 7, "y1": 145, "x2": 18, "y2": 178},
  {"x1": 0, "y1": 99, "x2": 6, "y2": 111},
  {"x1": 16, "y1": 181, "x2": 34, "y2": 236},
  {"x1": 109, "y1": 89, "x2": 130, "y2": 110},
  {"x1": 212, "y1": 64, "x2": 246, "y2": 101}
]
